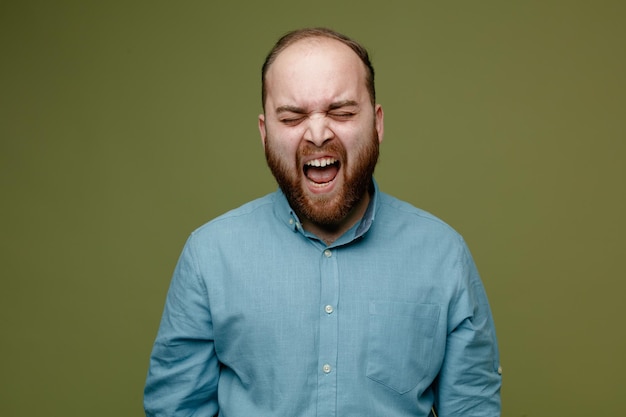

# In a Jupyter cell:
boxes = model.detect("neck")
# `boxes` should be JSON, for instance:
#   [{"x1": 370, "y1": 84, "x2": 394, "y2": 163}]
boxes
[{"x1": 301, "y1": 191, "x2": 371, "y2": 245}]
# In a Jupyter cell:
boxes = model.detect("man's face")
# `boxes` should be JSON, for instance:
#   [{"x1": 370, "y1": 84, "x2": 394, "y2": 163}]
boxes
[{"x1": 258, "y1": 38, "x2": 384, "y2": 230}]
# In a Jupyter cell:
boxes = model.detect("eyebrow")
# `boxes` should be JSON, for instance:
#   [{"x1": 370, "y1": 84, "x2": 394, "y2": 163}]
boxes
[
  {"x1": 275, "y1": 105, "x2": 307, "y2": 114},
  {"x1": 275, "y1": 100, "x2": 359, "y2": 114},
  {"x1": 328, "y1": 100, "x2": 358, "y2": 111}
]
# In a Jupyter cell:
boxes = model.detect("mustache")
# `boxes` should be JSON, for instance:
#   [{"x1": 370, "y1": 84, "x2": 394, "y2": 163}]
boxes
[
  {"x1": 297, "y1": 141, "x2": 347, "y2": 164},
  {"x1": 299, "y1": 141, "x2": 343, "y2": 154}
]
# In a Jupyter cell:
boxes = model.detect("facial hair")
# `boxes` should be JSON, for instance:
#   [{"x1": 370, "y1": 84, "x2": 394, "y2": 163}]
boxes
[{"x1": 265, "y1": 127, "x2": 379, "y2": 228}]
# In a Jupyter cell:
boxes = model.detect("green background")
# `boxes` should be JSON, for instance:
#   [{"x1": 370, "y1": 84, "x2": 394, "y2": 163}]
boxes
[{"x1": 2, "y1": 1, "x2": 624, "y2": 416}]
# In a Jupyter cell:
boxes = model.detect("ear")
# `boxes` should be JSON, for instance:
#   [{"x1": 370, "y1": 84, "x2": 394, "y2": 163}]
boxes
[
  {"x1": 374, "y1": 104, "x2": 384, "y2": 143},
  {"x1": 258, "y1": 113, "x2": 267, "y2": 149}
]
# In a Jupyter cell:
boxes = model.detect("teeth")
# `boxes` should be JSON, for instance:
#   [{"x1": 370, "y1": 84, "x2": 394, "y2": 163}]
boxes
[{"x1": 306, "y1": 158, "x2": 337, "y2": 168}]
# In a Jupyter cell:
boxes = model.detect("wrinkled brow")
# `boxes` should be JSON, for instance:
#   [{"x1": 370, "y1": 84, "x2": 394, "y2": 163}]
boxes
[{"x1": 275, "y1": 100, "x2": 359, "y2": 114}]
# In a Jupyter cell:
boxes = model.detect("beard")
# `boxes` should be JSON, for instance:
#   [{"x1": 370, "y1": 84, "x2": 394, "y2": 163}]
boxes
[{"x1": 265, "y1": 128, "x2": 379, "y2": 228}]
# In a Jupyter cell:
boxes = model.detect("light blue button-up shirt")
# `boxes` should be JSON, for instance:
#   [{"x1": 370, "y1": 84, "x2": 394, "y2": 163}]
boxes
[{"x1": 144, "y1": 180, "x2": 502, "y2": 416}]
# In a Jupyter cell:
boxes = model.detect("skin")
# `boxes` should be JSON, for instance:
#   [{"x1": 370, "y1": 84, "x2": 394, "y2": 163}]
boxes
[{"x1": 258, "y1": 37, "x2": 384, "y2": 244}]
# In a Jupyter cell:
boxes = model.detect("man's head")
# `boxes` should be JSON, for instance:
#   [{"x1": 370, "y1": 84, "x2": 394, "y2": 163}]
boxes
[
  {"x1": 261, "y1": 28, "x2": 376, "y2": 111},
  {"x1": 258, "y1": 28, "x2": 384, "y2": 237}
]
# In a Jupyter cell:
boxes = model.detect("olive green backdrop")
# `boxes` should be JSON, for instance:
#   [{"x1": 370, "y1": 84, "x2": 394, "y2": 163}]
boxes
[{"x1": 1, "y1": 1, "x2": 624, "y2": 416}]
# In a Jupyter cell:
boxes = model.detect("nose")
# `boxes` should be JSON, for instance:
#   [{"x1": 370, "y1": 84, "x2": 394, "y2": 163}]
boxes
[{"x1": 304, "y1": 113, "x2": 334, "y2": 147}]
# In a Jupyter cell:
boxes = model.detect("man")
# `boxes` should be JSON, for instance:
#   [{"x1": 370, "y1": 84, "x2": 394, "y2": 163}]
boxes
[{"x1": 144, "y1": 28, "x2": 502, "y2": 416}]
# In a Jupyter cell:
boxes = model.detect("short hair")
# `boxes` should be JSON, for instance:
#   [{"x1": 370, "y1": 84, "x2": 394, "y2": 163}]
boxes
[{"x1": 261, "y1": 27, "x2": 376, "y2": 110}]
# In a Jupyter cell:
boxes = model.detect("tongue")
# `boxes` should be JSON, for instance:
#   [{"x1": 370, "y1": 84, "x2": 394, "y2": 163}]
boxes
[{"x1": 306, "y1": 165, "x2": 339, "y2": 184}]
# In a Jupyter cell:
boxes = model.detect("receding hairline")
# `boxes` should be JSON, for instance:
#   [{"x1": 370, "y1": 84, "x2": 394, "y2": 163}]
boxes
[{"x1": 264, "y1": 37, "x2": 368, "y2": 88}]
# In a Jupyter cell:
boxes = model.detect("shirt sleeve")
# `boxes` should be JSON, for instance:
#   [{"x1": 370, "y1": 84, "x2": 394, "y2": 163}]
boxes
[
  {"x1": 144, "y1": 235, "x2": 220, "y2": 417},
  {"x1": 434, "y1": 241, "x2": 502, "y2": 417}
]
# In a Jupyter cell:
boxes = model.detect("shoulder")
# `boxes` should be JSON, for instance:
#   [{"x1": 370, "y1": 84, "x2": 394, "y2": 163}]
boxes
[
  {"x1": 376, "y1": 191, "x2": 465, "y2": 243},
  {"x1": 190, "y1": 192, "x2": 277, "y2": 240}
]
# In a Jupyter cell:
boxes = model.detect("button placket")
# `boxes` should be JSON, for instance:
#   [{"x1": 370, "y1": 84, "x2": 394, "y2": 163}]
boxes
[{"x1": 316, "y1": 246, "x2": 339, "y2": 414}]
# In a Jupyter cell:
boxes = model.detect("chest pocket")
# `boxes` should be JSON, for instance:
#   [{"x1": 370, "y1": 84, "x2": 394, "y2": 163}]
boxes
[{"x1": 366, "y1": 301, "x2": 440, "y2": 394}]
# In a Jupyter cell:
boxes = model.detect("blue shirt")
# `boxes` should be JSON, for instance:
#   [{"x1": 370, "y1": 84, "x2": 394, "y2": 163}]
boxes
[{"x1": 144, "y1": 181, "x2": 502, "y2": 416}]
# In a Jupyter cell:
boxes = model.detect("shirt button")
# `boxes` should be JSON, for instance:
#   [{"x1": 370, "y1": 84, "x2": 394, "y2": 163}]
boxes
[
  {"x1": 322, "y1": 364, "x2": 332, "y2": 374},
  {"x1": 497, "y1": 365, "x2": 503, "y2": 375},
  {"x1": 289, "y1": 218, "x2": 294, "y2": 225},
  {"x1": 324, "y1": 305, "x2": 334, "y2": 314},
  {"x1": 324, "y1": 249, "x2": 332, "y2": 258}
]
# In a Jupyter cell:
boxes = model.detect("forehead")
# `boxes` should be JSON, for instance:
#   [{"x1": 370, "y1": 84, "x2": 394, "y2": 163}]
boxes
[{"x1": 265, "y1": 38, "x2": 368, "y2": 108}]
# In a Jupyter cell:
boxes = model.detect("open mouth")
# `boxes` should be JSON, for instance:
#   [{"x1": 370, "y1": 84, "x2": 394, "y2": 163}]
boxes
[{"x1": 303, "y1": 157, "x2": 340, "y2": 186}]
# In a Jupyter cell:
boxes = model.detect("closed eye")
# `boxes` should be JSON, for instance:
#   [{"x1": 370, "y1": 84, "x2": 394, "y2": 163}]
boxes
[
  {"x1": 280, "y1": 116, "x2": 306, "y2": 125},
  {"x1": 329, "y1": 111, "x2": 356, "y2": 120}
]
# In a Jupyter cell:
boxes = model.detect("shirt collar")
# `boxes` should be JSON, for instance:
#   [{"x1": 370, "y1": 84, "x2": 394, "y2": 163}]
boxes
[{"x1": 273, "y1": 178, "x2": 379, "y2": 245}]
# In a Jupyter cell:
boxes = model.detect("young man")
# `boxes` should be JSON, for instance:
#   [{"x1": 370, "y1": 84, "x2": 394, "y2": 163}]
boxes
[{"x1": 144, "y1": 28, "x2": 502, "y2": 417}]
